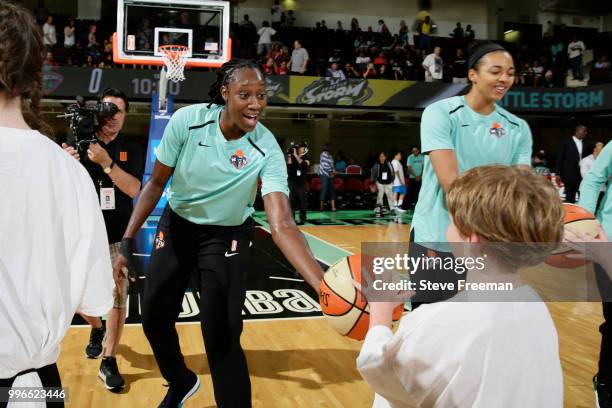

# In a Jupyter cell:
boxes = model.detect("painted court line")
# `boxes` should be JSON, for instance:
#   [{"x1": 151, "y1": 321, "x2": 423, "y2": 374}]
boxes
[{"x1": 269, "y1": 276, "x2": 304, "y2": 282}]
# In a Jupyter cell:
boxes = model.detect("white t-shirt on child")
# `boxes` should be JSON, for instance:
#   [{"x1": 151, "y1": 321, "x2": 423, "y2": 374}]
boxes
[
  {"x1": 357, "y1": 285, "x2": 563, "y2": 407},
  {"x1": 391, "y1": 159, "x2": 405, "y2": 187}
]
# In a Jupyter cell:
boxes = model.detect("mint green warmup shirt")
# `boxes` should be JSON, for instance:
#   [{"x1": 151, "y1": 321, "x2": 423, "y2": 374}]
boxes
[
  {"x1": 156, "y1": 103, "x2": 289, "y2": 226},
  {"x1": 412, "y1": 95, "x2": 532, "y2": 244},
  {"x1": 579, "y1": 141, "x2": 612, "y2": 236}
]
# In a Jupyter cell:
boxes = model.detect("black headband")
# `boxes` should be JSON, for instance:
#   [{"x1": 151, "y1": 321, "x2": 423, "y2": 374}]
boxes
[{"x1": 468, "y1": 43, "x2": 507, "y2": 69}]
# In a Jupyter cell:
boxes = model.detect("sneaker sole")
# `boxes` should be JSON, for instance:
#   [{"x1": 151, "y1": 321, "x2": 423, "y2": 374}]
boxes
[
  {"x1": 98, "y1": 370, "x2": 125, "y2": 391},
  {"x1": 179, "y1": 376, "x2": 201, "y2": 407}
]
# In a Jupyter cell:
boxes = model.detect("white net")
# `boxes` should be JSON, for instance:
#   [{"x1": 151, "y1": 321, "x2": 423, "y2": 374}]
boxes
[{"x1": 160, "y1": 45, "x2": 189, "y2": 82}]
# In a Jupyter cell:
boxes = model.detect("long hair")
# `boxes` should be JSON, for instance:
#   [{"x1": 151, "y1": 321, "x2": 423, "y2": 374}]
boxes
[
  {"x1": 207, "y1": 59, "x2": 265, "y2": 108},
  {"x1": 0, "y1": 2, "x2": 50, "y2": 136}
]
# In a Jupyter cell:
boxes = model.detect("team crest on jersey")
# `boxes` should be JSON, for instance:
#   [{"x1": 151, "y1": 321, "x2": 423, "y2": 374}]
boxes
[
  {"x1": 489, "y1": 122, "x2": 506, "y2": 138},
  {"x1": 230, "y1": 149, "x2": 248, "y2": 169},
  {"x1": 155, "y1": 231, "x2": 166, "y2": 250}
]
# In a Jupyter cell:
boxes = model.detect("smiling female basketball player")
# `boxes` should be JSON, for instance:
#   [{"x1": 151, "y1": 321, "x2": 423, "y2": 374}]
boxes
[
  {"x1": 113, "y1": 60, "x2": 324, "y2": 407},
  {"x1": 409, "y1": 42, "x2": 533, "y2": 304}
]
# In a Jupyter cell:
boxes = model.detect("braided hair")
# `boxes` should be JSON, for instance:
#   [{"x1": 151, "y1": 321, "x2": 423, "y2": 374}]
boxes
[
  {"x1": 207, "y1": 59, "x2": 265, "y2": 108},
  {"x1": 0, "y1": 2, "x2": 51, "y2": 137}
]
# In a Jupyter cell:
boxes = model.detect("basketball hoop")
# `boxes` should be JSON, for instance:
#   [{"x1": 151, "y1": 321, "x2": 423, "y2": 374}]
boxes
[{"x1": 159, "y1": 45, "x2": 189, "y2": 82}]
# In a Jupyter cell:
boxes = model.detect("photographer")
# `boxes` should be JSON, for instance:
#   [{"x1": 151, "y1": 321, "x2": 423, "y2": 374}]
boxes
[
  {"x1": 286, "y1": 142, "x2": 310, "y2": 224},
  {"x1": 61, "y1": 87, "x2": 144, "y2": 391}
]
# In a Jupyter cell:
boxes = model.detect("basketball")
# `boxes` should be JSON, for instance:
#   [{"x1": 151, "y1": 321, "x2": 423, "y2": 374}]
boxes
[
  {"x1": 319, "y1": 254, "x2": 404, "y2": 340},
  {"x1": 545, "y1": 203, "x2": 598, "y2": 268}
]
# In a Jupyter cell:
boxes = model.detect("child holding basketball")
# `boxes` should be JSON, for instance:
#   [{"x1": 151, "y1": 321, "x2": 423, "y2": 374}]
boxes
[{"x1": 357, "y1": 165, "x2": 564, "y2": 407}]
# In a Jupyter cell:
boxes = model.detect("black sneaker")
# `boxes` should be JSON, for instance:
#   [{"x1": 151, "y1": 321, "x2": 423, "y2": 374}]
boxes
[
  {"x1": 158, "y1": 371, "x2": 200, "y2": 408},
  {"x1": 99, "y1": 357, "x2": 125, "y2": 391},
  {"x1": 595, "y1": 375, "x2": 612, "y2": 408},
  {"x1": 85, "y1": 323, "x2": 105, "y2": 359}
]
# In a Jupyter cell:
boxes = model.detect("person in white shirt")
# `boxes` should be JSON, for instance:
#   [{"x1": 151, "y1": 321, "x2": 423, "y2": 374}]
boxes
[
  {"x1": 325, "y1": 62, "x2": 346, "y2": 79},
  {"x1": 422, "y1": 46, "x2": 443, "y2": 82},
  {"x1": 0, "y1": 3, "x2": 113, "y2": 406},
  {"x1": 568, "y1": 36, "x2": 586, "y2": 81},
  {"x1": 63, "y1": 18, "x2": 75, "y2": 48},
  {"x1": 582, "y1": 141, "x2": 605, "y2": 179},
  {"x1": 391, "y1": 151, "x2": 407, "y2": 212},
  {"x1": 42, "y1": 15, "x2": 56, "y2": 47},
  {"x1": 257, "y1": 21, "x2": 276, "y2": 56},
  {"x1": 270, "y1": 0, "x2": 283, "y2": 30},
  {"x1": 357, "y1": 165, "x2": 564, "y2": 408}
]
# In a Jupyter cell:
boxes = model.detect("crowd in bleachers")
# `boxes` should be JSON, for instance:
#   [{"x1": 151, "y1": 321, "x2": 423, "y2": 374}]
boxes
[{"x1": 30, "y1": 2, "x2": 612, "y2": 87}]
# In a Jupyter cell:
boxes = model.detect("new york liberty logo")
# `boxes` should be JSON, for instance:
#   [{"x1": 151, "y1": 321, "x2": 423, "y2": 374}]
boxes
[
  {"x1": 230, "y1": 150, "x2": 248, "y2": 169},
  {"x1": 489, "y1": 122, "x2": 506, "y2": 138}
]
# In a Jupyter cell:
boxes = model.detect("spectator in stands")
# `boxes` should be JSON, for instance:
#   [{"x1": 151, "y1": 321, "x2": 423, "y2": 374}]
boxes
[
  {"x1": 373, "y1": 51, "x2": 388, "y2": 67},
  {"x1": 404, "y1": 51, "x2": 418, "y2": 80},
  {"x1": 417, "y1": 16, "x2": 432, "y2": 53},
  {"x1": 581, "y1": 142, "x2": 604, "y2": 179},
  {"x1": 451, "y1": 48, "x2": 468, "y2": 83},
  {"x1": 422, "y1": 46, "x2": 443, "y2": 82},
  {"x1": 286, "y1": 11, "x2": 296, "y2": 27},
  {"x1": 328, "y1": 50, "x2": 342, "y2": 65},
  {"x1": 355, "y1": 49, "x2": 371, "y2": 70},
  {"x1": 240, "y1": 14, "x2": 256, "y2": 30},
  {"x1": 591, "y1": 55, "x2": 611, "y2": 85},
  {"x1": 543, "y1": 21, "x2": 554, "y2": 38},
  {"x1": 379, "y1": 64, "x2": 392, "y2": 80},
  {"x1": 335, "y1": 151, "x2": 347, "y2": 173},
  {"x1": 262, "y1": 58, "x2": 276, "y2": 75},
  {"x1": 271, "y1": 0, "x2": 283, "y2": 30},
  {"x1": 377, "y1": 20, "x2": 389, "y2": 35},
  {"x1": 326, "y1": 62, "x2": 346, "y2": 79},
  {"x1": 319, "y1": 143, "x2": 336, "y2": 211},
  {"x1": 464, "y1": 24, "x2": 475, "y2": 40},
  {"x1": 532, "y1": 151, "x2": 551, "y2": 176},
  {"x1": 556, "y1": 124, "x2": 588, "y2": 203},
  {"x1": 391, "y1": 60, "x2": 404, "y2": 80},
  {"x1": 280, "y1": 12, "x2": 287, "y2": 27},
  {"x1": 337, "y1": 21, "x2": 343, "y2": 31},
  {"x1": 43, "y1": 51, "x2": 57, "y2": 68},
  {"x1": 64, "y1": 18, "x2": 75, "y2": 48},
  {"x1": 351, "y1": 17, "x2": 360, "y2": 32},
  {"x1": 399, "y1": 20, "x2": 410, "y2": 46},
  {"x1": 568, "y1": 35, "x2": 585, "y2": 81},
  {"x1": 288, "y1": 40, "x2": 309, "y2": 75},
  {"x1": 257, "y1": 21, "x2": 276, "y2": 56},
  {"x1": 371, "y1": 152, "x2": 396, "y2": 211},
  {"x1": 83, "y1": 55, "x2": 95, "y2": 68},
  {"x1": 363, "y1": 63, "x2": 378, "y2": 79},
  {"x1": 452, "y1": 22, "x2": 464, "y2": 38},
  {"x1": 344, "y1": 63, "x2": 361, "y2": 78},
  {"x1": 274, "y1": 46, "x2": 289, "y2": 65},
  {"x1": 137, "y1": 19, "x2": 152, "y2": 51},
  {"x1": 42, "y1": 15, "x2": 56, "y2": 48},
  {"x1": 551, "y1": 38, "x2": 564, "y2": 64},
  {"x1": 276, "y1": 60, "x2": 288, "y2": 75},
  {"x1": 321, "y1": 20, "x2": 328, "y2": 31},
  {"x1": 406, "y1": 146, "x2": 423, "y2": 208},
  {"x1": 532, "y1": 59, "x2": 544, "y2": 86},
  {"x1": 87, "y1": 24, "x2": 98, "y2": 49},
  {"x1": 543, "y1": 68, "x2": 555, "y2": 87},
  {"x1": 34, "y1": 0, "x2": 48, "y2": 25}
]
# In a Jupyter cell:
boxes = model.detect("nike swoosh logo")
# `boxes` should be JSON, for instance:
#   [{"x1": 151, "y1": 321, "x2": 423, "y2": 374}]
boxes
[
  {"x1": 198, "y1": 142, "x2": 210, "y2": 147},
  {"x1": 225, "y1": 251, "x2": 239, "y2": 257},
  {"x1": 461, "y1": 124, "x2": 470, "y2": 127}
]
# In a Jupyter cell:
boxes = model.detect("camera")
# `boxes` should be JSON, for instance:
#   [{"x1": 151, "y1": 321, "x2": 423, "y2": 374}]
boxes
[
  {"x1": 286, "y1": 141, "x2": 309, "y2": 156},
  {"x1": 59, "y1": 96, "x2": 119, "y2": 152}
]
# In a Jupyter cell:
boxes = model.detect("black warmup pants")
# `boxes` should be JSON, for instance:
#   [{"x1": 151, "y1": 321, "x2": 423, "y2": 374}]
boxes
[
  {"x1": 142, "y1": 205, "x2": 254, "y2": 408},
  {"x1": 408, "y1": 179, "x2": 422, "y2": 207},
  {"x1": 564, "y1": 179, "x2": 580, "y2": 203},
  {"x1": 0, "y1": 363, "x2": 63, "y2": 408},
  {"x1": 595, "y1": 263, "x2": 612, "y2": 381},
  {"x1": 289, "y1": 179, "x2": 308, "y2": 222}
]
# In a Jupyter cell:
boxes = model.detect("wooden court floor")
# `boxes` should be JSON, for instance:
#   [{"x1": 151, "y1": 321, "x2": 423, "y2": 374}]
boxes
[{"x1": 58, "y1": 224, "x2": 601, "y2": 407}]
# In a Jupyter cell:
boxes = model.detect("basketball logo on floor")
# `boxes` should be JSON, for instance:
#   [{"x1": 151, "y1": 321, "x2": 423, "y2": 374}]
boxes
[
  {"x1": 230, "y1": 150, "x2": 248, "y2": 169},
  {"x1": 489, "y1": 122, "x2": 506, "y2": 138},
  {"x1": 155, "y1": 231, "x2": 166, "y2": 250}
]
